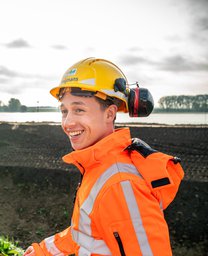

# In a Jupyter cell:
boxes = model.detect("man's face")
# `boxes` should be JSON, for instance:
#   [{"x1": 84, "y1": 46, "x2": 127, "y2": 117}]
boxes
[{"x1": 60, "y1": 92, "x2": 115, "y2": 150}]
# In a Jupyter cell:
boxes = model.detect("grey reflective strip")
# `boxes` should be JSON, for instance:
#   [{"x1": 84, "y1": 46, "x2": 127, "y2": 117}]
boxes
[
  {"x1": 79, "y1": 163, "x2": 142, "y2": 232},
  {"x1": 77, "y1": 163, "x2": 142, "y2": 255},
  {"x1": 100, "y1": 89, "x2": 128, "y2": 100},
  {"x1": 79, "y1": 78, "x2": 95, "y2": 85},
  {"x1": 121, "y1": 180, "x2": 153, "y2": 256},
  {"x1": 78, "y1": 247, "x2": 91, "y2": 256},
  {"x1": 44, "y1": 235, "x2": 65, "y2": 256},
  {"x1": 72, "y1": 228, "x2": 112, "y2": 256}
]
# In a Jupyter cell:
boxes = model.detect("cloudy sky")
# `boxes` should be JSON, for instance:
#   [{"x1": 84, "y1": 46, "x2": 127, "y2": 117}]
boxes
[{"x1": 0, "y1": 0, "x2": 207, "y2": 107}]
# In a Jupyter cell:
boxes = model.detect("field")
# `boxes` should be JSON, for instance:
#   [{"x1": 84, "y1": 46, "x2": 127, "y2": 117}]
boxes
[{"x1": 0, "y1": 122, "x2": 207, "y2": 255}]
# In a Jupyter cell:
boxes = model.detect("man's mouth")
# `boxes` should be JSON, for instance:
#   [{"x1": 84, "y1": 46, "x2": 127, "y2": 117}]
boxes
[{"x1": 69, "y1": 130, "x2": 84, "y2": 138}]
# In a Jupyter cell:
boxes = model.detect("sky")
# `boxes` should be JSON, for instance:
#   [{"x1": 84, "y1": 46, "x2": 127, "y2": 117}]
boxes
[{"x1": 0, "y1": 0, "x2": 207, "y2": 107}]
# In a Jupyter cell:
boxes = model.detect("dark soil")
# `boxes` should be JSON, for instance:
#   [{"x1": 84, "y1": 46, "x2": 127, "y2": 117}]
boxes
[{"x1": 0, "y1": 122, "x2": 207, "y2": 255}]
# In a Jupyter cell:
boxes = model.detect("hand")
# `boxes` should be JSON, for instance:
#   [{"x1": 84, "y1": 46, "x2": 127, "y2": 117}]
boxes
[{"x1": 23, "y1": 246, "x2": 35, "y2": 256}]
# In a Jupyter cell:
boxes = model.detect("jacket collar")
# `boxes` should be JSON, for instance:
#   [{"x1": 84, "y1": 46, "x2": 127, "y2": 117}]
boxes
[{"x1": 62, "y1": 128, "x2": 131, "y2": 174}]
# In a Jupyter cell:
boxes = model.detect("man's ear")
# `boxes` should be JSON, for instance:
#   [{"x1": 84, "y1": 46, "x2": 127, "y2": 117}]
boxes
[{"x1": 105, "y1": 105, "x2": 117, "y2": 123}]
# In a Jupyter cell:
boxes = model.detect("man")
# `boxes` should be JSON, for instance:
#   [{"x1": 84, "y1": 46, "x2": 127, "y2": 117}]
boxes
[{"x1": 24, "y1": 57, "x2": 184, "y2": 256}]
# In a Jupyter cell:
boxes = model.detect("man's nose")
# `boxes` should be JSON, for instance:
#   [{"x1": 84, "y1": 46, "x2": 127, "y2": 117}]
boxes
[{"x1": 62, "y1": 113, "x2": 76, "y2": 129}]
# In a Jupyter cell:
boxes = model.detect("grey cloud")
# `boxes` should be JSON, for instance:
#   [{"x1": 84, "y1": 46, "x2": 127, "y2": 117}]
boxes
[
  {"x1": 119, "y1": 53, "x2": 208, "y2": 73},
  {"x1": 159, "y1": 55, "x2": 208, "y2": 72},
  {"x1": 51, "y1": 44, "x2": 68, "y2": 50},
  {"x1": 0, "y1": 78, "x2": 51, "y2": 95},
  {"x1": 128, "y1": 47, "x2": 143, "y2": 52},
  {"x1": 0, "y1": 77, "x2": 9, "y2": 84},
  {"x1": 0, "y1": 84, "x2": 24, "y2": 94},
  {"x1": 0, "y1": 66, "x2": 18, "y2": 77},
  {"x1": 185, "y1": 0, "x2": 208, "y2": 13},
  {"x1": 119, "y1": 55, "x2": 150, "y2": 65},
  {"x1": 183, "y1": 0, "x2": 208, "y2": 39},
  {"x1": 196, "y1": 16, "x2": 208, "y2": 31},
  {"x1": 0, "y1": 65, "x2": 51, "y2": 80},
  {"x1": 5, "y1": 38, "x2": 31, "y2": 48},
  {"x1": 165, "y1": 35, "x2": 184, "y2": 42},
  {"x1": 0, "y1": 66, "x2": 54, "y2": 94}
]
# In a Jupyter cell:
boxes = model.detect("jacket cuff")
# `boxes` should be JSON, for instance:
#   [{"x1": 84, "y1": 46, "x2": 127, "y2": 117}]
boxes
[{"x1": 32, "y1": 243, "x2": 45, "y2": 256}]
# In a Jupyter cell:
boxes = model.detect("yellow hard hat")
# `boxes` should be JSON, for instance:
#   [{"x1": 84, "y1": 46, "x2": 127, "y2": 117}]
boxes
[{"x1": 50, "y1": 57, "x2": 129, "y2": 112}]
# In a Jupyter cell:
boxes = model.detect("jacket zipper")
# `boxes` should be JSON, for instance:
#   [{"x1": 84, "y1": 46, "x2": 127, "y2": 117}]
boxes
[
  {"x1": 73, "y1": 172, "x2": 83, "y2": 206},
  {"x1": 113, "y1": 232, "x2": 126, "y2": 256}
]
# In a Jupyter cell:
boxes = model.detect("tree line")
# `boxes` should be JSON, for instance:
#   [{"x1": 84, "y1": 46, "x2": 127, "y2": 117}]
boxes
[
  {"x1": 0, "y1": 98, "x2": 58, "y2": 112},
  {"x1": 0, "y1": 98, "x2": 27, "y2": 112},
  {"x1": 157, "y1": 94, "x2": 208, "y2": 112},
  {"x1": 0, "y1": 95, "x2": 207, "y2": 112}
]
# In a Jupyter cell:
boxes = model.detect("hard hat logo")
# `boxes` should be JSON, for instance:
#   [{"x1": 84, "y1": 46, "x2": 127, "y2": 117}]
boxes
[
  {"x1": 68, "y1": 68, "x2": 77, "y2": 76},
  {"x1": 62, "y1": 68, "x2": 78, "y2": 83},
  {"x1": 62, "y1": 77, "x2": 78, "y2": 84}
]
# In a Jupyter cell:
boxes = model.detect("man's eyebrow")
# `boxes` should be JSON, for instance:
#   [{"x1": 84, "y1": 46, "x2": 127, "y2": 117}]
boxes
[
  {"x1": 60, "y1": 102, "x2": 86, "y2": 108},
  {"x1": 71, "y1": 101, "x2": 86, "y2": 106}
]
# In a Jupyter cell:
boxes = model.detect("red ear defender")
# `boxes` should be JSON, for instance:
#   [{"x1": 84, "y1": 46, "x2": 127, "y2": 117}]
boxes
[
  {"x1": 114, "y1": 78, "x2": 154, "y2": 117},
  {"x1": 128, "y1": 86, "x2": 154, "y2": 117}
]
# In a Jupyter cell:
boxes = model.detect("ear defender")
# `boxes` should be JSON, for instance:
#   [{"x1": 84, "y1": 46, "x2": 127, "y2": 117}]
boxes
[
  {"x1": 128, "y1": 86, "x2": 154, "y2": 117},
  {"x1": 114, "y1": 78, "x2": 154, "y2": 117}
]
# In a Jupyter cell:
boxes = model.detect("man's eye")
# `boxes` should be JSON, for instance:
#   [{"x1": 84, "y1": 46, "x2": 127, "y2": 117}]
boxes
[
  {"x1": 61, "y1": 109, "x2": 68, "y2": 115},
  {"x1": 75, "y1": 109, "x2": 84, "y2": 113}
]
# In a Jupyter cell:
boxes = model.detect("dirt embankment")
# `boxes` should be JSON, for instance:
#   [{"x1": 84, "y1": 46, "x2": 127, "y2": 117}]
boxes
[{"x1": 0, "y1": 123, "x2": 207, "y2": 255}]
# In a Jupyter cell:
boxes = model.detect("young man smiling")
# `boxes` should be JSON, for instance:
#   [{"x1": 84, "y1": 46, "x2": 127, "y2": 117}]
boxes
[
  {"x1": 60, "y1": 92, "x2": 117, "y2": 150},
  {"x1": 24, "y1": 57, "x2": 184, "y2": 256}
]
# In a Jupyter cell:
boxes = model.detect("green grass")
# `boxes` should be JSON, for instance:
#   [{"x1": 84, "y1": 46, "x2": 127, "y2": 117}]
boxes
[{"x1": 0, "y1": 237, "x2": 24, "y2": 256}]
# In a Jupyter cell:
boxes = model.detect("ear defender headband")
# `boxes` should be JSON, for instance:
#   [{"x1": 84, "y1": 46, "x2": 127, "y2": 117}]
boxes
[{"x1": 114, "y1": 78, "x2": 154, "y2": 117}]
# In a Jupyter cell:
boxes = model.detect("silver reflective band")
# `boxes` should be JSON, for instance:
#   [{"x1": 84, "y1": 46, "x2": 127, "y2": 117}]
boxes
[
  {"x1": 100, "y1": 89, "x2": 128, "y2": 100},
  {"x1": 121, "y1": 180, "x2": 153, "y2": 256},
  {"x1": 79, "y1": 78, "x2": 95, "y2": 85},
  {"x1": 44, "y1": 235, "x2": 65, "y2": 256},
  {"x1": 79, "y1": 163, "x2": 142, "y2": 234},
  {"x1": 76, "y1": 163, "x2": 142, "y2": 254},
  {"x1": 72, "y1": 228, "x2": 112, "y2": 255}
]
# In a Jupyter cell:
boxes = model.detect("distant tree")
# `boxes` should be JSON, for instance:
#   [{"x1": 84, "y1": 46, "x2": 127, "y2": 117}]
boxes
[
  {"x1": 158, "y1": 94, "x2": 208, "y2": 112},
  {"x1": 8, "y1": 98, "x2": 21, "y2": 112},
  {"x1": 20, "y1": 105, "x2": 28, "y2": 112},
  {"x1": 2, "y1": 105, "x2": 8, "y2": 112}
]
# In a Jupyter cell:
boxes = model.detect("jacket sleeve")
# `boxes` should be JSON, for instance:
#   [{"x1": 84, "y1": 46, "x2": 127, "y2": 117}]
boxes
[
  {"x1": 32, "y1": 227, "x2": 76, "y2": 256},
  {"x1": 95, "y1": 176, "x2": 173, "y2": 256}
]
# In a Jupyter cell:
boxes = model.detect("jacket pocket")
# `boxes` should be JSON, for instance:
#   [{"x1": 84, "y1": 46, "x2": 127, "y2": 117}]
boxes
[{"x1": 113, "y1": 232, "x2": 126, "y2": 256}]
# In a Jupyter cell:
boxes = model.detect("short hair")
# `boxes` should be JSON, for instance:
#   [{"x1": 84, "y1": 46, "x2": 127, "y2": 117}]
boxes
[{"x1": 94, "y1": 96, "x2": 121, "y2": 110}]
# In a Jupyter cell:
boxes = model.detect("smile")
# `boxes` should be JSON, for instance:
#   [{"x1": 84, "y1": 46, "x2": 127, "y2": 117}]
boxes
[{"x1": 69, "y1": 130, "x2": 84, "y2": 138}]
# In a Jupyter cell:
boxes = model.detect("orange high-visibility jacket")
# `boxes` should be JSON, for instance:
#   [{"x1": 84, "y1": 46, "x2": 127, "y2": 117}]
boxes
[{"x1": 32, "y1": 128, "x2": 184, "y2": 256}]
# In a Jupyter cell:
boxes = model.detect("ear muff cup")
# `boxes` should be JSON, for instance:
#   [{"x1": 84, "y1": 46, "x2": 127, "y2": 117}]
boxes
[{"x1": 128, "y1": 88, "x2": 154, "y2": 117}]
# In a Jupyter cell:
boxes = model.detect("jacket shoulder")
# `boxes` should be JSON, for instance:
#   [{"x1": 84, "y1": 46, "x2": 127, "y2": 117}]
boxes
[{"x1": 125, "y1": 138, "x2": 157, "y2": 158}]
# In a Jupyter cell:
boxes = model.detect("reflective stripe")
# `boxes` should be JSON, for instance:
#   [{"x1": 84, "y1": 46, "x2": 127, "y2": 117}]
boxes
[
  {"x1": 72, "y1": 229, "x2": 112, "y2": 256},
  {"x1": 100, "y1": 89, "x2": 128, "y2": 100},
  {"x1": 121, "y1": 181, "x2": 153, "y2": 256},
  {"x1": 79, "y1": 163, "x2": 142, "y2": 233},
  {"x1": 79, "y1": 78, "x2": 95, "y2": 85},
  {"x1": 44, "y1": 235, "x2": 65, "y2": 256},
  {"x1": 76, "y1": 163, "x2": 142, "y2": 255}
]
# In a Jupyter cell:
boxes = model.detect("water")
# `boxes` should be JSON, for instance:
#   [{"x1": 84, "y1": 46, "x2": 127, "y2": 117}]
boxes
[{"x1": 0, "y1": 112, "x2": 207, "y2": 125}]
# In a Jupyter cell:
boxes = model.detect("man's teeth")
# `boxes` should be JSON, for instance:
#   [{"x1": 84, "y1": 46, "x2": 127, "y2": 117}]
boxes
[{"x1": 69, "y1": 131, "x2": 83, "y2": 137}]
